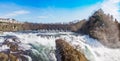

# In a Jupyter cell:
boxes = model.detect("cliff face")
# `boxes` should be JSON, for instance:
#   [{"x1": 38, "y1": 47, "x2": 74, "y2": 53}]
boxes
[
  {"x1": 77, "y1": 9, "x2": 120, "y2": 48},
  {"x1": 55, "y1": 39, "x2": 88, "y2": 61}
]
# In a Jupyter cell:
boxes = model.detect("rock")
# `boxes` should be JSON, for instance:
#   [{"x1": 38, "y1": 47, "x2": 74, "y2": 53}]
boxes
[
  {"x1": 0, "y1": 52, "x2": 8, "y2": 61},
  {"x1": 9, "y1": 53, "x2": 19, "y2": 61},
  {"x1": 0, "y1": 37, "x2": 31, "y2": 61},
  {"x1": 70, "y1": 19, "x2": 87, "y2": 32},
  {"x1": 55, "y1": 39, "x2": 88, "y2": 61},
  {"x1": 77, "y1": 9, "x2": 120, "y2": 48},
  {"x1": 0, "y1": 31, "x2": 3, "y2": 34}
]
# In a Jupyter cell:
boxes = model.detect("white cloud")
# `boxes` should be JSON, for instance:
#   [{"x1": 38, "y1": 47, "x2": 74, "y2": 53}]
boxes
[
  {"x1": 35, "y1": 3, "x2": 101, "y2": 23},
  {"x1": 0, "y1": 0, "x2": 119, "y2": 23},
  {"x1": 1, "y1": 10, "x2": 30, "y2": 18},
  {"x1": 37, "y1": 16, "x2": 48, "y2": 19},
  {"x1": 101, "y1": 0, "x2": 120, "y2": 22}
]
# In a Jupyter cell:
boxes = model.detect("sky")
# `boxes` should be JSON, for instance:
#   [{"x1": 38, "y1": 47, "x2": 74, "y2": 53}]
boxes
[{"x1": 0, "y1": 0, "x2": 119, "y2": 23}]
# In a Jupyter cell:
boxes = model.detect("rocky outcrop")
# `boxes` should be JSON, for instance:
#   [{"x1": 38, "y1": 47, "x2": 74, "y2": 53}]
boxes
[
  {"x1": 77, "y1": 9, "x2": 120, "y2": 48},
  {"x1": 0, "y1": 37, "x2": 31, "y2": 61},
  {"x1": 55, "y1": 39, "x2": 88, "y2": 61},
  {"x1": 70, "y1": 19, "x2": 87, "y2": 32}
]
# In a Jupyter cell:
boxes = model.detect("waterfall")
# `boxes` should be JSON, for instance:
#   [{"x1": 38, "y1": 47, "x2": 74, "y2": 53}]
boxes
[{"x1": 0, "y1": 31, "x2": 120, "y2": 61}]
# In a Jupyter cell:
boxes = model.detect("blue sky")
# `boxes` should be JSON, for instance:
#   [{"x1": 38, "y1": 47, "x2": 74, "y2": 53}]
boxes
[
  {"x1": 0, "y1": 0, "x2": 119, "y2": 23},
  {"x1": 0, "y1": 0, "x2": 102, "y2": 8}
]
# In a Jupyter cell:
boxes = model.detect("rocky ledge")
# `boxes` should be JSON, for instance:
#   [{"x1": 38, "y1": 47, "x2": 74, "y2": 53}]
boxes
[
  {"x1": 76, "y1": 9, "x2": 120, "y2": 48},
  {"x1": 55, "y1": 39, "x2": 88, "y2": 61}
]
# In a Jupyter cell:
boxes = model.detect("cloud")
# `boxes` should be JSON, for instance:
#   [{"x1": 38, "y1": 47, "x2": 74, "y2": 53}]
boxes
[
  {"x1": 35, "y1": 2, "x2": 102, "y2": 23},
  {"x1": 101, "y1": 0, "x2": 120, "y2": 22},
  {"x1": 0, "y1": 0, "x2": 119, "y2": 23},
  {"x1": 37, "y1": 16, "x2": 48, "y2": 19},
  {"x1": 1, "y1": 10, "x2": 30, "y2": 18}
]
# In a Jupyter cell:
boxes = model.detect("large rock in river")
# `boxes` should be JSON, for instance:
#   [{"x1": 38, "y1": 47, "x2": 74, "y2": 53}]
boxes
[
  {"x1": 55, "y1": 39, "x2": 88, "y2": 61},
  {"x1": 76, "y1": 9, "x2": 120, "y2": 48}
]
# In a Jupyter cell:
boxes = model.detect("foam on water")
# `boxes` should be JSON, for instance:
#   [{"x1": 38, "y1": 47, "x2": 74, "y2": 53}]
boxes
[{"x1": 0, "y1": 31, "x2": 120, "y2": 61}]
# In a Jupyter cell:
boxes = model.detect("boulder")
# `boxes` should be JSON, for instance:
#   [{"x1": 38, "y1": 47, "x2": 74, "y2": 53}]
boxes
[
  {"x1": 0, "y1": 52, "x2": 8, "y2": 61},
  {"x1": 0, "y1": 37, "x2": 31, "y2": 61},
  {"x1": 55, "y1": 39, "x2": 88, "y2": 61}
]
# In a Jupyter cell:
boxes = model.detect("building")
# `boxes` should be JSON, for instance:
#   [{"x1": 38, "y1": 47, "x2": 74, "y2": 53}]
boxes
[{"x1": 0, "y1": 18, "x2": 21, "y2": 23}]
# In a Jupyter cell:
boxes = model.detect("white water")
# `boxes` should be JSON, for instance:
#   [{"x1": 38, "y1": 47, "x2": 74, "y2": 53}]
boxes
[{"x1": 0, "y1": 31, "x2": 120, "y2": 61}]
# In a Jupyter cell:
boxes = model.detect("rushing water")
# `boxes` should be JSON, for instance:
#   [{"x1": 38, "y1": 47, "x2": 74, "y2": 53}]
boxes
[{"x1": 0, "y1": 31, "x2": 120, "y2": 61}]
